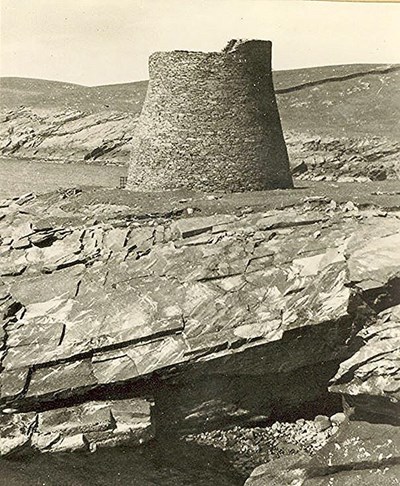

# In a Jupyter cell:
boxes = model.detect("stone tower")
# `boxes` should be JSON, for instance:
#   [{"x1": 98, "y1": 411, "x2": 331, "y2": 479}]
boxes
[{"x1": 127, "y1": 39, "x2": 293, "y2": 192}]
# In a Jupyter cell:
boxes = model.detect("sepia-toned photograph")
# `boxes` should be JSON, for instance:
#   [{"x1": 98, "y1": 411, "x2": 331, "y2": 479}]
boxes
[{"x1": 0, "y1": 0, "x2": 399, "y2": 484}]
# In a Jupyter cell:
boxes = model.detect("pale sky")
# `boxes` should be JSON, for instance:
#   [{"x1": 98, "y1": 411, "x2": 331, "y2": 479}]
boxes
[{"x1": 0, "y1": 0, "x2": 399, "y2": 86}]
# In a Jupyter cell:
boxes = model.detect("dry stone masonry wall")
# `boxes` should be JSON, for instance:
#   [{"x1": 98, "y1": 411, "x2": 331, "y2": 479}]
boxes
[{"x1": 128, "y1": 39, "x2": 293, "y2": 192}]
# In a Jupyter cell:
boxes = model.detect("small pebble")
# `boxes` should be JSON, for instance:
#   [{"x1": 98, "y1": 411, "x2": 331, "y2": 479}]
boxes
[
  {"x1": 330, "y1": 412, "x2": 346, "y2": 425},
  {"x1": 314, "y1": 415, "x2": 332, "y2": 432}
]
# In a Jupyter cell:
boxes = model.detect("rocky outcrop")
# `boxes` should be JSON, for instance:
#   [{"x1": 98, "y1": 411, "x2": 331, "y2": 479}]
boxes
[
  {"x1": 0, "y1": 108, "x2": 136, "y2": 164},
  {"x1": 286, "y1": 131, "x2": 400, "y2": 182},
  {"x1": 242, "y1": 199, "x2": 400, "y2": 483},
  {"x1": 0, "y1": 398, "x2": 152, "y2": 456},
  {"x1": 1, "y1": 184, "x2": 400, "y2": 462},
  {"x1": 330, "y1": 305, "x2": 400, "y2": 425},
  {"x1": 245, "y1": 421, "x2": 400, "y2": 486}
]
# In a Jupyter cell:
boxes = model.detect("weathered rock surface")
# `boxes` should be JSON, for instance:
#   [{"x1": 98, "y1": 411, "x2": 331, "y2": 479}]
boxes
[
  {"x1": 240, "y1": 189, "x2": 400, "y2": 483},
  {"x1": 245, "y1": 454, "x2": 310, "y2": 486},
  {"x1": 245, "y1": 421, "x2": 400, "y2": 486},
  {"x1": 285, "y1": 131, "x2": 400, "y2": 182},
  {"x1": 1, "y1": 184, "x2": 399, "y2": 466},
  {"x1": 330, "y1": 304, "x2": 400, "y2": 424},
  {"x1": 0, "y1": 397, "x2": 153, "y2": 456},
  {"x1": 0, "y1": 108, "x2": 137, "y2": 164},
  {"x1": 0, "y1": 412, "x2": 37, "y2": 456}
]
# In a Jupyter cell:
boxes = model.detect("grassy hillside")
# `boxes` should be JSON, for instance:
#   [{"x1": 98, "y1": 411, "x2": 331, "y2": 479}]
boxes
[
  {"x1": 274, "y1": 64, "x2": 400, "y2": 140},
  {"x1": 0, "y1": 77, "x2": 148, "y2": 113}
]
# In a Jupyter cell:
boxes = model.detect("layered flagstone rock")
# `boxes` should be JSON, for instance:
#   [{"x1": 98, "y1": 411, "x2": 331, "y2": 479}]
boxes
[
  {"x1": 1, "y1": 185, "x2": 400, "y2": 458},
  {"x1": 329, "y1": 304, "x2": 400, "y2": 424},
  {"x1": 0, "y1": 397, "x2": 153, "y2": 455}
]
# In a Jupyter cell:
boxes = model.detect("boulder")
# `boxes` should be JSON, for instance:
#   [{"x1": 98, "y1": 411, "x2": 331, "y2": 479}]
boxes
[{"x1": 329, "y1": 412, "x2": 345, "y2": 425}]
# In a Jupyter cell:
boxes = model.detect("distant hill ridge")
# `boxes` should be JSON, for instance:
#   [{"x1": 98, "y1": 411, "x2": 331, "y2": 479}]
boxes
[
  {"x1": 0, "y1": 63, "x2": 399, "y2": 181},
  {"x1": 0, "y1": 77, "x2": 148, "y2": 113}
]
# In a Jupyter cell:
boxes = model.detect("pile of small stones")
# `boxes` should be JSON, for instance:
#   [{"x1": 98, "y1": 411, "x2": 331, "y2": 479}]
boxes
[{"x1": 184, "y1": 413, "x2": 346, "y2": 474}]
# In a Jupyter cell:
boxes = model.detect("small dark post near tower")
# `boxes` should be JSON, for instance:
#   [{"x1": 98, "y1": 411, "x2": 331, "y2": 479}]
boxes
[{"x1": 128, "y1": 39, "x2": 293, "y2": 192}]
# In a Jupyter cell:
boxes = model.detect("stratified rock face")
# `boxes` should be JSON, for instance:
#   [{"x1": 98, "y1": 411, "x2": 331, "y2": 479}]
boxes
[
  {"x1": 242, "y1": 203, "x2": 400, "y2": 484},
  {"x1": 0, "y1": 108, "x2": 136, "y2": 164},
  {"x1": 127, "y1": 40, "x2": 293, "y2": 192},
  {"x1": 285, "y1": 131, "x2": 400, "y2": 182},
  {"x1": 1, "y1": 186, "x2": 400, "y2": 458},
  {"x1": 330, "y1": 304, "x2": 400, "y2": 424},
  {"x1": 0, "y1": 398, "x2": 153, "y2": 456}
]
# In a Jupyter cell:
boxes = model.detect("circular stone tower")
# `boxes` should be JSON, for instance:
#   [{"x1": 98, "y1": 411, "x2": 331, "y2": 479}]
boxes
[{"x1": 127, "y1": 39, "x2": 293, "y2": 192}]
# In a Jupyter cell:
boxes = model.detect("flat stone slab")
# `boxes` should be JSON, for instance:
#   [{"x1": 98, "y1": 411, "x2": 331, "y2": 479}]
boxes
[{"x1": 0, "y1": 397, "x2": 153, "y2": 456}]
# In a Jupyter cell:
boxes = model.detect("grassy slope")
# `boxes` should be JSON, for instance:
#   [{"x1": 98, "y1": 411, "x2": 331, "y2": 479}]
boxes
[
  {"x1": 274, "y1": 64, "x2": 400, "y2": 139},
  {"x1": 0, "y1": 77, "x2": 148, "y2": 114}
]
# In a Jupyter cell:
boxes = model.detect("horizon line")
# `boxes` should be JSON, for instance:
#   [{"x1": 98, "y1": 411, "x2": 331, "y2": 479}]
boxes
[{"x1": 1, "y1": 61, "x2": 398, "y2": 88}]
